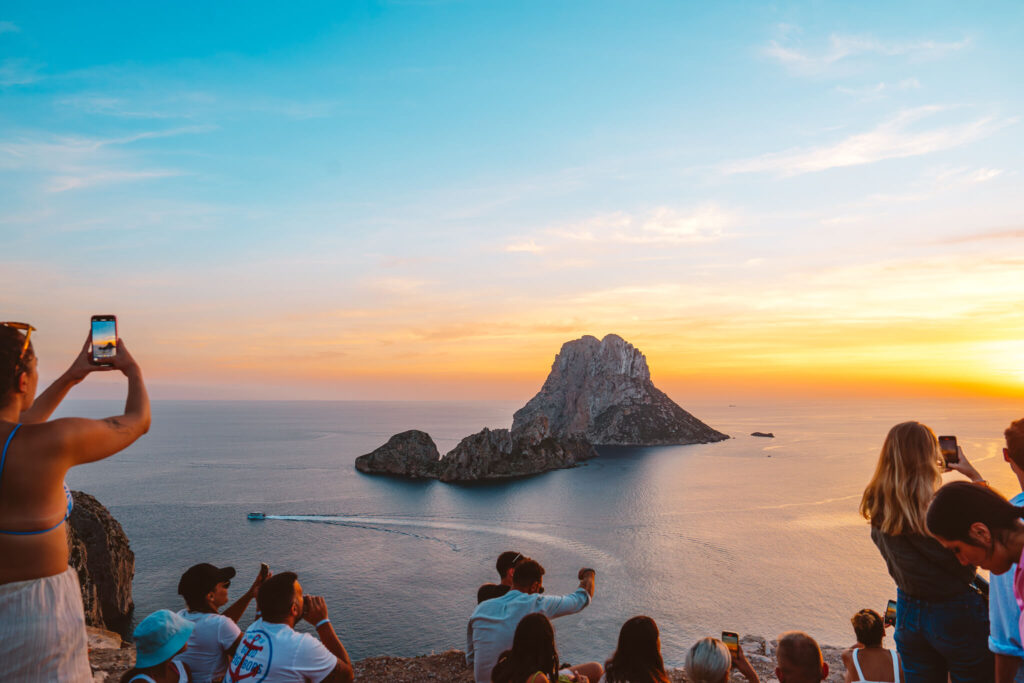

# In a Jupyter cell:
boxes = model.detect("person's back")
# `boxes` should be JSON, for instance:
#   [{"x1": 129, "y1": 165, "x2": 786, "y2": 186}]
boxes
[
  {"x1": 841, "y1": 609, "x2": 902, "y2": 683},
  {"x1": 467, "y1": 560, "x2": 595, "y2": 683},
  {"x1": 0, "y1": 325, "x2": 150, "y2": 682}
]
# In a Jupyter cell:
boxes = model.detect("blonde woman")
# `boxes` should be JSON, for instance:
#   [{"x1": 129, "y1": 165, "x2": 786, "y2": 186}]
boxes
[
  {"x1": 684, "y1": 637, "x2": 759, "y2": 683},
  {"x1": 860, "y1": 421, "x2": 991, "y2": 682}
]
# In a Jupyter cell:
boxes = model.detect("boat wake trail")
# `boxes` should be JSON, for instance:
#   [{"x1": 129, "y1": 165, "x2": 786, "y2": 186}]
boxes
[
  {"x1": 263, "y1": 515, "x2": 620, "y2": 566},
  {"x1": 267, "y1": 515, "x2": 461, "y2": 551}
]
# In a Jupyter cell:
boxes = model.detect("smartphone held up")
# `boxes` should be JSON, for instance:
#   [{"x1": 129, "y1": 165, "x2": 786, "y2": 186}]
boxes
[
  {"x1": 722, "y1": 630, "x2": 739, "y2": 658},
  {"x1": 938, "y1": 435, "x2": 959, "y2": 465},
  {"x1": 90, "y1": 315, "x2": 117, "y2": 365}
]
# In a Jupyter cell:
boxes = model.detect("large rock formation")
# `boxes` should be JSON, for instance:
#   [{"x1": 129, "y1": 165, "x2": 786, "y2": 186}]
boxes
[
  {"x1": 438, "y1": 417, "x2": 596, "y2": 482},
  {"x1": 512, "y1": 334, "x2": 727, "y2": 445},
  {"x1": 355, "y1": 430, "x2": 441, "y2": 478},
  {"x1": 68, "y1": 491, "x2": 135, "y2": 637}
]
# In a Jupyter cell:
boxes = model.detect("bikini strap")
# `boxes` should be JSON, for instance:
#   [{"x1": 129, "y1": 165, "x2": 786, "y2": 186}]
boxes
[
  {"x1": 851, "y1": 648, "x2": 865, "y2": 679},
  {"x1": 0, "y1": 423, "x2": 22, "y2": 481}
]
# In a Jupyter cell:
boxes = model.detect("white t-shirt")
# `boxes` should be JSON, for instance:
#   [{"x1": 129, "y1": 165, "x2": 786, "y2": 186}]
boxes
[
  {"x1": 225, "y1": 619, "x2": 338, "y2": 683},
  {"x1": 466, "y1": 588, "x2": 591, "y2": 683},
  {"x1": 174, "y1": 610, "x2": 242, "y2": 683}
]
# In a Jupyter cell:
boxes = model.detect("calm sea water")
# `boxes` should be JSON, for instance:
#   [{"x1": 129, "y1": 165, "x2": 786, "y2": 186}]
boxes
[{"x1": 60, "y1": 397, "x2": 1022, "y2": 667}]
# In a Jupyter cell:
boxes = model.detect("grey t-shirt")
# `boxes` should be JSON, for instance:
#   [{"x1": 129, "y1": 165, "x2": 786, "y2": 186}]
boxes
[{"x1": 871, "y1": 525, "x2": 977, "y2": 600}]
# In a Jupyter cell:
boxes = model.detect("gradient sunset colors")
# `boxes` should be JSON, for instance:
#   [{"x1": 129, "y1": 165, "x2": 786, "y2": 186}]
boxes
[{"x1": 1, "y1": 2, "x2": 1022, "y2": 401}]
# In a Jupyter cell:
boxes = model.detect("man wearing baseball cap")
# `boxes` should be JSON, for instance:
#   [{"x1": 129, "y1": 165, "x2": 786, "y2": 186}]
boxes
[{"x1": 176, "y1": 562, "x2": 269, "y2": 683}]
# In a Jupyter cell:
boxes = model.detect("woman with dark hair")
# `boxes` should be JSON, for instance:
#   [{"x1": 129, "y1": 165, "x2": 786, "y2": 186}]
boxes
[
  {"x1": 491, "y1": 612, "x2": 603, "y2": 683},
  {"x1": 841, "y1": 609, "x2": 903, "y2": 683},
  {"x1": 927, "y1": 480, "x2": 1024, "y2": 577},
  {"x1": 599, "y1": 616, "x2": 669, "y2": 683},
  {"x1": 0, "y1": 323, "x2": 150, "y2": 681},
  {"x1": 860, "y1": 421, "x2": 991, "y2": 681}
]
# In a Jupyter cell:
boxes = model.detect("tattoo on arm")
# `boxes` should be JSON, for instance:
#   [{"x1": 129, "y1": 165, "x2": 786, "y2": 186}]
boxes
[{"x1": 103, "y1": 417, "x2": 131, "y2": 434}]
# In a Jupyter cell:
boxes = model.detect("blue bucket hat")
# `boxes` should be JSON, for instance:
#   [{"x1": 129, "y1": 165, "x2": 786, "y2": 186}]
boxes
[{"x1": 133, "y1": 609, "x2": 194, "y2": 669}]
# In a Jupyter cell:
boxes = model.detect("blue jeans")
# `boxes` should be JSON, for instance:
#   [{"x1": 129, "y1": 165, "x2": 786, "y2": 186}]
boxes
[{"x1": 895, "y1": 588, "x2": 993, "y2": 683}]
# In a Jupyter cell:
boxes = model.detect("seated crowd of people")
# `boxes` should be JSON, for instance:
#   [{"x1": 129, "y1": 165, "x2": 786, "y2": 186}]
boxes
[{"x1": 116, "y1": 552, "x2": 852, "y2": 683}]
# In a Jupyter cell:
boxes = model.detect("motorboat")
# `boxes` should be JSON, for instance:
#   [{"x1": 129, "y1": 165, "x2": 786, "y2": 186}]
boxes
[{"x1": 247, "y1": 512, "x2": 266, "y2": 520}]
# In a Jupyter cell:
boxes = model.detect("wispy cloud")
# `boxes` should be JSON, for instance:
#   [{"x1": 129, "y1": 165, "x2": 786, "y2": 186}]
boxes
[
  {"x1": 722, "y1": 107, "x2": 1011, "y2": 176},
  {"x1": 836, "y1": 78, "x2": 921, "y2": 100},
  {"x1": 0, "y1": 126, "x2": 210, "y2": 192},
  {"x1": 765, "y1": 33, "x2": 970, "y2": 74},
  {"x1": 507, "y1": 204, "x2": 737, "y2": 255},
  {"x1": 935, "y1": 228, "x2": 1024, "y2": 245},
  {"x1": 0, "y1": 58, "x2": 42, "y2": 87}
]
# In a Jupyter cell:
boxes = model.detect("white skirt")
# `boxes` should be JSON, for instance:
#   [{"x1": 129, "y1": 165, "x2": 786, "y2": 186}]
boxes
[{"x1": 0, "y1": 565, "x2": 92, "y2": 682}]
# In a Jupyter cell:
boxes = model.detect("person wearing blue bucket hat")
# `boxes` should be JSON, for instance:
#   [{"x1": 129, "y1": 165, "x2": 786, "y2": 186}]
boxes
[{"x1": 120, "y1": 610, "x2": 195, "y2": 683}]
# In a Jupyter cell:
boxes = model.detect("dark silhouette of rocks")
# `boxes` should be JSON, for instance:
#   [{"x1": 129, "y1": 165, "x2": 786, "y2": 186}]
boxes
[
  {"x1": 512, "y1": 334, "x2": 727, "y2": 445},
  {"x1": 355, "y1": 418, "x2": 597, "y2": 482},
  {"x1": 438, "y1": 417, "x2": 596, "y2": 482},
  {"x1": 751, "y1": 432, "x2": 774, "y2": 438},
  {"x1": 67, "y1": 491, "x2": 135, "y2": 637},
  {"x1": 355, "y1": 430, "x2": 441, "y2": 478}
]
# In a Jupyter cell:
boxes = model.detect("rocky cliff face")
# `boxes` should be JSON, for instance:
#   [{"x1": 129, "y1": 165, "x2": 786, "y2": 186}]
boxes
[
  {"x1": 512, "y1": 334, "x2": 727, "y2": 445},
  {"x1": 355, "y1": 419, "x2": 596, "y2": 482},
  {"x1": 438, "y1": 417, "x2": 596, "y2": 482},
  {"x1": 355, "y1": 430, "x2": 441, "y2": 478},
  {"x1": 68, "y1": 491, "x2": 135, "y2": 637}
]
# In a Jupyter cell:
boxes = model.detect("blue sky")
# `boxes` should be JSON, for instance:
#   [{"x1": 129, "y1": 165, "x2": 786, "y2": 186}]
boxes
[{"x1": 2, "y1": 2, "x2": 1022, "y2": 400}]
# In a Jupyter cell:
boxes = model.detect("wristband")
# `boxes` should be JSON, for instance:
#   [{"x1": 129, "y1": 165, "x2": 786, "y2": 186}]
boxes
[{"x1": 316, "y1": 618, "x2": 330, "y2": 628}]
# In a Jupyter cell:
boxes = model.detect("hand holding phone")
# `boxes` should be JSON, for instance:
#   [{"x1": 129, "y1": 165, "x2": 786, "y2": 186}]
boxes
[
  {"x1": 939, "y1": 436, "x2": 959, "y2": 465},
  {"x1": 90, "y1": 315, "x2": 118, "y2": 365},
  {"x1": 884, "y1": 599, "x2": 897, "y2": 627}
]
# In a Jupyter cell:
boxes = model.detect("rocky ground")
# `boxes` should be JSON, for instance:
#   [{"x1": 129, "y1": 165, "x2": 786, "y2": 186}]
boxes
[{"x1": 90, "y1": 631, "x2": 849, "y2": 682}]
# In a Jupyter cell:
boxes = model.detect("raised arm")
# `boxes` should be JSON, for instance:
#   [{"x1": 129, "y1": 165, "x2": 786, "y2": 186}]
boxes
[
  {"x1": 19, "y1": 335, "x2": 114, "y2": 424},
  {"x1": 49, "y1": 340, "x2": 150, "y2": 466},
  {"x1": 305, "y1": 596, "x2": 354, "y2": 683}
]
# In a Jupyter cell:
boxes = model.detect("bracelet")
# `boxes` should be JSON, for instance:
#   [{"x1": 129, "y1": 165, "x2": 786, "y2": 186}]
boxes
[{"x1": 316, "y1": 618, "x2": 330, "y2": 628}]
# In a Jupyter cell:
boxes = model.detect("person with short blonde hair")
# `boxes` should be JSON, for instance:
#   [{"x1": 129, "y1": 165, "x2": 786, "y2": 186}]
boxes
[
  {"x1": 684, "y1": 636, "x2": 759, "y2": 683},
  {"x1": 861, "y1": 421, "x2": 991, "y2": 682}
]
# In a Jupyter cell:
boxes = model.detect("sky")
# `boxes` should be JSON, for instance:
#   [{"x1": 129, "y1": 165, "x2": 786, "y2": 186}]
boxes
[{"x1": 1, "y1": 1, "x2": 1023, "y2": 401}]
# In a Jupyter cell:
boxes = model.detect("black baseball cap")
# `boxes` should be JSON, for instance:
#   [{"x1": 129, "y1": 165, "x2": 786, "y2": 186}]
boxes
[{"x1": 178, "y1": 563, "x2": 236, "y2": 605}]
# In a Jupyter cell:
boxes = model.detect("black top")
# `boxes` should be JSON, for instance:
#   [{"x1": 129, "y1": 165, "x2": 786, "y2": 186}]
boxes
[
  {"x1": 871, "y1": 525, "x2": 977, "y2": 600},
  {"x1": 476, "y1": 583, "x2": 512, "y2": 603}
]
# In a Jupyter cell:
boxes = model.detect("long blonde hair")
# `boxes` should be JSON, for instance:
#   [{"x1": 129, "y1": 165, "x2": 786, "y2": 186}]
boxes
[
  {"x1": 685, "y1": 637, "x2": 730, "y2": 683},
  {"x1": 860, "y1": 421, "x2": 942, "y2": 535}
]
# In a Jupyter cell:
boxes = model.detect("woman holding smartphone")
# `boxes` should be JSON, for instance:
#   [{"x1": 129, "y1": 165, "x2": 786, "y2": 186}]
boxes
[
  {"x1": 0, "y1": 323, "x2": 150, "y2": 682},
  {"x1": 860, "y1": 421, "x2": 991, "y2": 682}
]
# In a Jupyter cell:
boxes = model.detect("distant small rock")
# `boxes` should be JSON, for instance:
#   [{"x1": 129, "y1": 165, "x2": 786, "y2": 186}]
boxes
[
  {"x1": 355, "y1": 430, "x2": 441, "y2": 478},
  {"x1": 751, "y1": 432, "x2": 774, "y2": 438}
]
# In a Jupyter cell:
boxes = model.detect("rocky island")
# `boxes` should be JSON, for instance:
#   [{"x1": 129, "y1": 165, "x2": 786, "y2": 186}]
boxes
[{"x1": 355, "y1": 334, "x2": 727, "y2": 482}]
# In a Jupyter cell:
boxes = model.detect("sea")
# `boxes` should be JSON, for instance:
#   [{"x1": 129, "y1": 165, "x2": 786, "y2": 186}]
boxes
[{"x1": 59, "y1": 396, "x2": 1022, "y2": 668}]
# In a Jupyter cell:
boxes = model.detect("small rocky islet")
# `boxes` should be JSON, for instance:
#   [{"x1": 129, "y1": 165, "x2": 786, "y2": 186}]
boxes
[{"x1": 355, "y1": 334, "x2": 729, "y2": 482}]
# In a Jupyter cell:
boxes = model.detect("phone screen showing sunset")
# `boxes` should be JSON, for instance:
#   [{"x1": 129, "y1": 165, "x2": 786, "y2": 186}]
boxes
[{"x1": 92, "y1": 320, "x2": 117, "y2": 359}]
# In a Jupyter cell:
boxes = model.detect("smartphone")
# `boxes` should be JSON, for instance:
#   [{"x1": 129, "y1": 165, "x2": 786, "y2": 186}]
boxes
[
  {"x1": 884, "y1": 599, "x2": 897, "y2": 627},
  {"x1": 90, "y1": 315, "x2": 118, "y2": 365},
  {"x1": 259, "y1": 562, "x2": 270, "y2": 580},
  {"x1": 722, "y1": 631, "x2": 739, "y2": 659},
  {"x1": 938, "y1": 435, "x2": 959, "y2": 465}
]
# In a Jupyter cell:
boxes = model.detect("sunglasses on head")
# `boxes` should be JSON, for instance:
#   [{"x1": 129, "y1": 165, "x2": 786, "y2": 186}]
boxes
[{"x1": 1, "y1": 322, "x2": 35, "y2": 359}]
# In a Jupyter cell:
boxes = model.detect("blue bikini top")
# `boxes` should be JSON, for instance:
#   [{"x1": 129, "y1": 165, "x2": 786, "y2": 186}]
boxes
[{"x1": 0, "y1": 424, "x2": 74, "y2": 535}]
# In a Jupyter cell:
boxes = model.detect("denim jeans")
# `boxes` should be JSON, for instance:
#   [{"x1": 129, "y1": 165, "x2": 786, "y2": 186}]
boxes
[{"x1": 895, "y1": 588, "x2": 993, "y2": 683}]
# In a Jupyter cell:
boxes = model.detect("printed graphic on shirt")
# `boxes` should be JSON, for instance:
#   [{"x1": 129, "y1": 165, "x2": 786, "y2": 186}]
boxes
[{"x1": 227, "y1": 630, "x2": 273, "y2": 683}]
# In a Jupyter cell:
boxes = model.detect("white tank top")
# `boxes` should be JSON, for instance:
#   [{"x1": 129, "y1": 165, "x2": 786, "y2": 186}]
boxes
[
  {"x1": 129, "y1": 659, "x2": 188, "y2": 683},
  {"x1": 851, "y1": 647, "x2": 899, "y2": 683}
]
